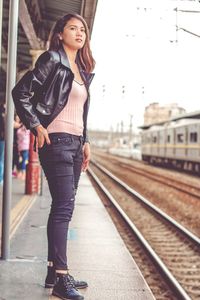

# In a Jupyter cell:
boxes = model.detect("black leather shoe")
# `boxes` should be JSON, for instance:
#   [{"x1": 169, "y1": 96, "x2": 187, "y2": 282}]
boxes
[
  {"x1": 45, "y1": 266, "x2": 56, "y2": 288},
  {"x1": 67, "y1": 274, "x2": 88, "y2": 289},
  {"x1": 45, "y1": 267, "x2": 88, "y2": 289},
  {"x1": 52, "y1": 274, "x2": 84, "y2": 300}
]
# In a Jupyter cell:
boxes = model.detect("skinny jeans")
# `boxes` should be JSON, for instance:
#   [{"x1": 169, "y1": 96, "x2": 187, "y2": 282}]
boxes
[{"x1": 38, "y1": 132, "x2": 83, "y2": 270}]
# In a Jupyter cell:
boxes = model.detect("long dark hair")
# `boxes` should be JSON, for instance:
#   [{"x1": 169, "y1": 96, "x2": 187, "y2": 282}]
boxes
[{"x1": 48, "y1": 13, "x2": 95, "y2": 73}]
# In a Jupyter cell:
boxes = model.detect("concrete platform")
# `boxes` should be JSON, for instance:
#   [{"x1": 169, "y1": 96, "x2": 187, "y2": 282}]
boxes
[
  {"x1": 0, "y1": 173, "x2": 155, "y2": 300},
  {"x1": 0, "y1": 177, "x2": 27, "y2": 223}
]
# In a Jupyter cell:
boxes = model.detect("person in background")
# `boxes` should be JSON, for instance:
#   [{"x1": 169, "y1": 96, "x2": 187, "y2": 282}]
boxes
[
  {"x1": 16, "y1": 123, "x2": 30, "y2": 180},
  {"x1": 0, "y1": 103, "x2": 5, "y2": 185},
  {"x1": 12, "y1": 13, "x2": 95, "y2": 300},
  {"x1": 12, "y1": 114, "x2": 21, "y2": 177}
]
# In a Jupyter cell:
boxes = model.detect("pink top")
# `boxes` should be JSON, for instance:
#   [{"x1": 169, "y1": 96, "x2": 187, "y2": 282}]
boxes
[
  {"x1": 17, "y1": 126, "x2": 30, "y2": 152},
  {"x1": 47, "y1": 80, "x2": 87, "y2": 135}
]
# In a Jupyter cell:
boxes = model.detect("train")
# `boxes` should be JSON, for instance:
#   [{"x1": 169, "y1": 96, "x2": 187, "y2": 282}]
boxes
[{"x1": 141, "y1": 113, "x2": 200, "y2": 175}]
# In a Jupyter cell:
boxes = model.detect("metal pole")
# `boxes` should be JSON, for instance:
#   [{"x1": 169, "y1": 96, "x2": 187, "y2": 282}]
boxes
[
  {"x1": 0, "y1": 0, "x2": 3, "y2": 65},
  {"x1": 1, "y1": 0, "x2": 19, "y2": 259}
]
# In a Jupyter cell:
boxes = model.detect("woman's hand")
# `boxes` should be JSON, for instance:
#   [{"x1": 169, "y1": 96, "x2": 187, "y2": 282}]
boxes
[
  {"x1": 82, "y1": 142, "x2": 91, "y2": 172},
  {"x1": 36, "y1": 125, "x2": 51, "y2": 148}
]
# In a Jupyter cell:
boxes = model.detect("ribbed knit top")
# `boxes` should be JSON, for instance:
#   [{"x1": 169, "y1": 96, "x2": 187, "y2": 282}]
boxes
[{"x1": 47, "y1": 80, "x2": 87, "y2": 136}]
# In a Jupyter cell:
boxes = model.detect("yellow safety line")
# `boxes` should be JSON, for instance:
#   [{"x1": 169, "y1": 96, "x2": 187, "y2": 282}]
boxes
[
  {"x1": 0, "y1": 194, "x2": 37, "y2": 241},
  {"x1": 10, "y1": 194, "x2": 37, "y2": 239}
]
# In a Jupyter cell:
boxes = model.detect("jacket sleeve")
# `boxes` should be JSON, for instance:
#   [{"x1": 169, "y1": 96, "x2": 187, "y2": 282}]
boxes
[
  {"x1": 12, "y1": 51, "x2": 58, "y2": 131},
  {"x1": 83, "y1": 128, "x2": 90, "y2": 144}
]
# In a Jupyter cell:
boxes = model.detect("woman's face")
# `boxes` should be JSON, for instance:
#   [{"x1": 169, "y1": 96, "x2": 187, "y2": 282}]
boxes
[{"x1": 60, "y1": 17, "x2": 86, "y2": 50}]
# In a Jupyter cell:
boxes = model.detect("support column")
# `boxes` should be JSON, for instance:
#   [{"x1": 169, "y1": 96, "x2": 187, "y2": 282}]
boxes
[
  {"x1": 0, "y1": 0, "x2": 3, "y2": 65},
  {"x1": 29, "y1": 49, "x2": 44, "y2": 66},
  {"x1": 25, "y1": 49, "x2": 44, "y2": 195},
  {"x1": 1, "y1": 0, "x2": 19, "y2": 260}
]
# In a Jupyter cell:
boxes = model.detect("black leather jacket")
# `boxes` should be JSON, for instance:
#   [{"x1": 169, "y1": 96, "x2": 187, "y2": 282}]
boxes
[{"x1": 12, "y1": 46, "x2": 94, "y2": 143}]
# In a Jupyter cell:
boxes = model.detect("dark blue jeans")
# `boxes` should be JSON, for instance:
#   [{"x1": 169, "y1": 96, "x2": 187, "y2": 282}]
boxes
[
  {"x1": 39, "y1": 132, "x2": 83, "y2": 270},
  {"x1": 19, "y1": 150, "x2": 29, "y2": 171}
]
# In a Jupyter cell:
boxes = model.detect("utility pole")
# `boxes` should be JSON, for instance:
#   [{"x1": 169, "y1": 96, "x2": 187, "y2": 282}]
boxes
[
  {"x1": 102, "y1": 84, "x2": 106, "y2": 99},
  {"x1": 175, "y1": 7, "x2": 178, "y2": 43},
  {"x1": 129, "y1": 114, "x2": 133, "y2": 145},
  {"x1": 120, "y1": 120, "x2": 124, "y2": 136}
]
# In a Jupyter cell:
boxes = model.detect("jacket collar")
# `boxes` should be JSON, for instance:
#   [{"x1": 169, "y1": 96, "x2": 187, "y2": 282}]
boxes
[
  {"x1": 58, "y1": 45, "x2": 95, "y2": 87},
  {"x1": 58, "y1": 45, "x2": 83, "y2": 71},
  {"x1": 58, "y1": 46, "x2": 71, "y2": 69},
  {"x1": 81, "y1": 71, "x2": 95, "y2": 88}
]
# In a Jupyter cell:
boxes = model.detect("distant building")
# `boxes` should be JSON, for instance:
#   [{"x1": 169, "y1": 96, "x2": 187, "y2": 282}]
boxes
[
  {"x1": 143, "y1": 102, "x2": 186, "y2": 125},
  {"x1": 88, "y1": 129, "x2": 141, "y2": 152}
]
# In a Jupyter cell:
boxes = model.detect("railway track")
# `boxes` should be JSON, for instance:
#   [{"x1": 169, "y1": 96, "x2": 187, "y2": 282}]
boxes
[
  {"x1": 118, "y1": 162, "x2": 200, "y2": 200},
  {"x1": 93, "y1": 151, "x2": 200, "y2": 200},
  {"x1": 89, "y1": 160, "x2": 200, "y2": 300}
]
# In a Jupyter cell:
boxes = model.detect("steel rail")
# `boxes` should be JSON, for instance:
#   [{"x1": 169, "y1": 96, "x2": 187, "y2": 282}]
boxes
[
  {"x1": 93, "y1": 151, "x2": 200, "y2": 199},
  {"x1": 88, "y1": 167, "x2": 192, "y2": 300},
  {"x1": 90, "y1": 160, "x2": 200, "y2": 247},
  {"x1": 118, "y1": 162, "x2": 200, "y2": 200}
]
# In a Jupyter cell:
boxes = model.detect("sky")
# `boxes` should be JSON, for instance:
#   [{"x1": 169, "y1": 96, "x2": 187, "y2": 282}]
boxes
[{"x1": 88, "y1": 0, "x2": 200, "y2": 131}]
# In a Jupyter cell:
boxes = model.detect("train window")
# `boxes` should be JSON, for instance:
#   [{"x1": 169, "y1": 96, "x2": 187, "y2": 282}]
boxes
[
  {"x1": 167, "y1": 135, "x2": 170, "y2": 143},
  {"x1": 153, "y1": 136, "x2": 157, "y2": 143},
  {"x1": 177, "y1": 133, "x2": 184, "y2": 143},
  {"x1": 190, "y1": 132, "x2": 197, "y2": 143}
]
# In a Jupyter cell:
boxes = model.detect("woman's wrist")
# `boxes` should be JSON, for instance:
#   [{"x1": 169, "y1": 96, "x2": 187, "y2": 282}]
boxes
[{"x1": 35, "y1": 124, "x2": 43, "y2": 132}]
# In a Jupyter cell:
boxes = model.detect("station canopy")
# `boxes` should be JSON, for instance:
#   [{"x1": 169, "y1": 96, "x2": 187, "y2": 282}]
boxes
[
  {"x1": 0, "y1": 0, "x2": 98, "y2": 101},
  {"x1": 139, "y1": 110, "x2": 200, "y2": 130}
]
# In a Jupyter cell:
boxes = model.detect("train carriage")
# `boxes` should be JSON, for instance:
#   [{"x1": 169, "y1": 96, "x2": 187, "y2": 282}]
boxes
[{"x1": 141, "y1": 113, "x2": 200, "y2": 175}]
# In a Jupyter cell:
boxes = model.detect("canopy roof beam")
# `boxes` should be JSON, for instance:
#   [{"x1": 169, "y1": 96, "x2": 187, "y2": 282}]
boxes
[{"x1": 19, "y1": 0, "x2": 42, "y2": 49}]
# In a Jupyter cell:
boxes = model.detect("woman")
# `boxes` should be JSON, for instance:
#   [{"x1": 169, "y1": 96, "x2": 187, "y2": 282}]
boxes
[
  {"x1": 12, "y1": 13, "x2": 95, "y2": 300},
  {"x1": 12, "y1": 114, "x2": 21, "y2": 178}
]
